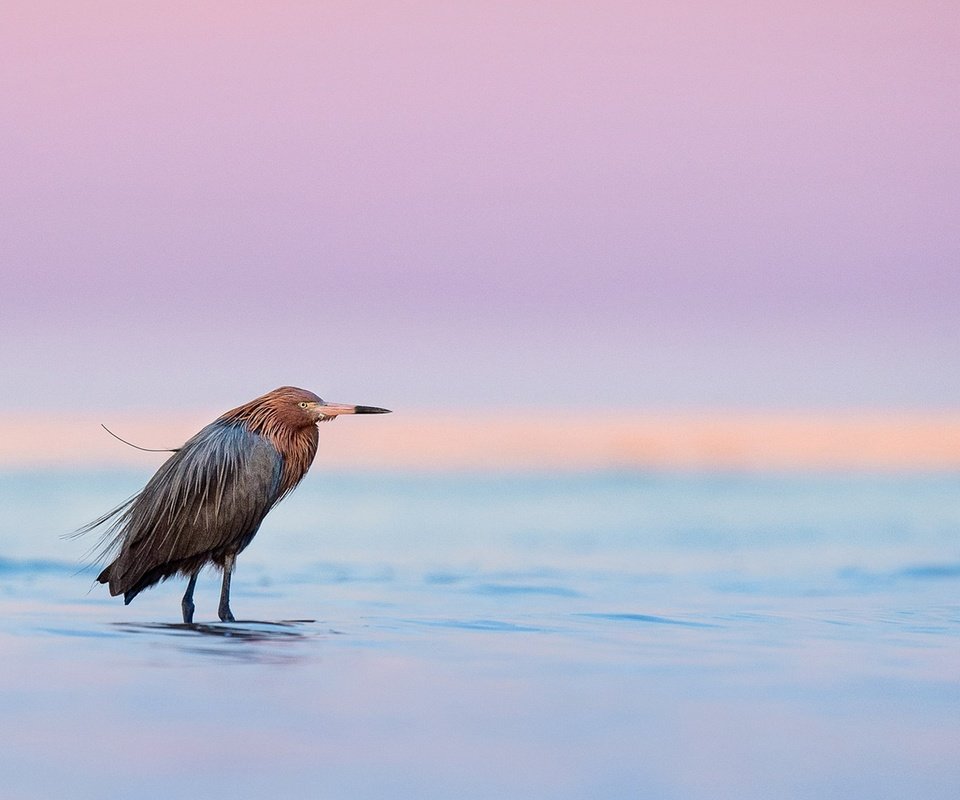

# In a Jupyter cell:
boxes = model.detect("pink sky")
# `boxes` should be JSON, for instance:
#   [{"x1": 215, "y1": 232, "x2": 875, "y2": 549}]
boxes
[
  {"x1": 1, "y1": 2, "x2": 957, "y2": 412},
  {"x1": 3, "y1": 411, "x2": 960, "y2": 471}
]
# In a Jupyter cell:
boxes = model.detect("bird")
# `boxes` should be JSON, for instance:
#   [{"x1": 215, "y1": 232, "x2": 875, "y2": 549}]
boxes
[{"x1": 81, "y1": 386, "x2": 390, "y2": 624}]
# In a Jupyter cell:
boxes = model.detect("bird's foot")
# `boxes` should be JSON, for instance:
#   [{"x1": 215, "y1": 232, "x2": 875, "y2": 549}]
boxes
[
  {"x1": 181, "y1": 600, "x2": 195, "y2": 625},
  {"x1": 218, "y1": 605, "x2": 235, "y2": 623}
]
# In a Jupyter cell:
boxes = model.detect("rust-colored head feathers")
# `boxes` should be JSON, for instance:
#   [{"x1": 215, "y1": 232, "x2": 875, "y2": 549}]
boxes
[
  {"x1": 218, "y1": 386, "x2": 391, "y2": 498},
  {"x1": 220, "y1": 387, "x2": 324, "y2": 499},
  {"x1": 222, "y1": 386, "x2": 321, "y2": 430}
]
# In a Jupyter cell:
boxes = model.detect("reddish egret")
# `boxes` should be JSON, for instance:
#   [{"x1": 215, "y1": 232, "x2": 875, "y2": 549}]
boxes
[{"x1": 83, "y1": 387, "x2": 390, "y2": 623}]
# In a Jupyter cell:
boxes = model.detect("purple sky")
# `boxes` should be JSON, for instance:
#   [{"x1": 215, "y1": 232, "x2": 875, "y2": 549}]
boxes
[{"x1": 1, "y1": 2, "x2": 957, "y2": 412}]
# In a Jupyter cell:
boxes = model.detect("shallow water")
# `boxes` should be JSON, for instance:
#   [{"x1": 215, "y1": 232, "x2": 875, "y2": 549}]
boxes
[{"x1": 1, "y1": 469, "x2": 958, "y2": 799}]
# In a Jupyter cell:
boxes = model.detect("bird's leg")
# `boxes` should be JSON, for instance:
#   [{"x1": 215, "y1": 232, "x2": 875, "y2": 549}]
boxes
[
  {"x1": 181, "y1": 571, "x2": 199, "y2": 624},
  {"x1": 218, "y1": 553, "x2": 236, "y2": 622}
]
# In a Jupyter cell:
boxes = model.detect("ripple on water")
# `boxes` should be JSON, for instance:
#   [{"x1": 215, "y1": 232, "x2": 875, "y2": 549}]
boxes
[
  {"x1": 575, "y1": 612, "x2": 718, "y2": 629},
  {"x1": 896, "y1": 562, "x2": 960, "y2": 580},
  {"x1": 405, "y1": 618, "x2": 547, "y2": 633},
  {"x1": 0, "y1": 557, "x2": 76, "y2": 576},
  {"x1": 471, "y1": 583, "x2": 581, "y2": 598}
]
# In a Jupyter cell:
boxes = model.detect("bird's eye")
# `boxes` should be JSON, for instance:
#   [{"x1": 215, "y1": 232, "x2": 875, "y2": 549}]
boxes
[{"x1": 298, "y1": 401, "x2": 309, "y2": 409}]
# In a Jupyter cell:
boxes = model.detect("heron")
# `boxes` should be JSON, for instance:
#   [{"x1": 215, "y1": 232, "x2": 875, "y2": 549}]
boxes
[{"x1": 81, "y1": 386, "x2": 390, "y2": 623}]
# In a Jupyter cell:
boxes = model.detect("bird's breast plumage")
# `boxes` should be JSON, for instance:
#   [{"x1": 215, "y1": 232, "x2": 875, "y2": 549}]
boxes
[
  {"x1": 217, "y1": 396, "x2": 319, "y2": 499},
  {"x1": 268, "y1": 424, "x2": 319, "y2": 499}
]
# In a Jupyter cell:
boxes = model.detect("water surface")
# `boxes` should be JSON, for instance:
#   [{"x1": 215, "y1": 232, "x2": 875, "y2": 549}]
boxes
[{"x1": 1, "y1": 470, "x2": 958, "y2": 799}]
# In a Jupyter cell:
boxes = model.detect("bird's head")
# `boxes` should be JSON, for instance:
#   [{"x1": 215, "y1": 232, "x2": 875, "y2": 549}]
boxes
[{"x1": 273, "y1": 387, "x2": 392, "y2": 428}]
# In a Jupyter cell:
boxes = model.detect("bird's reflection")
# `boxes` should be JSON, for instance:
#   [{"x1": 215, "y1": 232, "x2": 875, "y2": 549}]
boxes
[
  {"x1": 110, "y1": 619, "x2": 325, "y2": 662},
  {"x1": 114, "y1": 619, "x2": 318, "y2": 640}
]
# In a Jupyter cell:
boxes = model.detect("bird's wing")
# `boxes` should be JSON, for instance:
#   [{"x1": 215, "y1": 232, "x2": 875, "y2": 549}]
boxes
[{"x1": 104, "y1": 421, "x2": 283, "y2": 592}]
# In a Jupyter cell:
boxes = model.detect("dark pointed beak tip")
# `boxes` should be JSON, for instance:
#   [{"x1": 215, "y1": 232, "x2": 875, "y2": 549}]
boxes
[{"x1": 354, "y1": 406, "x2": 392, "y2": 414}]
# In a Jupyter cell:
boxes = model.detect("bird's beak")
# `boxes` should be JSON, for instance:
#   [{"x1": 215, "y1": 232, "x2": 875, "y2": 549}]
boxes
[{"x1": 318, "y1": 402, "x2": 392, "y2": 419}]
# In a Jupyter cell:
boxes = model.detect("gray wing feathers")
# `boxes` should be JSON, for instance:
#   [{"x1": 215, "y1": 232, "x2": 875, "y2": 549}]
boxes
[{"x1": 96, "y1": 422, "x2": 282, "y2": 597}]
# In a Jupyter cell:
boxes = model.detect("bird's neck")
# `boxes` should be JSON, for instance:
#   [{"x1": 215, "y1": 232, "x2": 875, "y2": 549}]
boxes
[
  {"x1": 272, "y1": 425, "x2": 319, "y2": 498},
  {"x1": 219, "y1": 405, "x2": 319, "y2": 497}
]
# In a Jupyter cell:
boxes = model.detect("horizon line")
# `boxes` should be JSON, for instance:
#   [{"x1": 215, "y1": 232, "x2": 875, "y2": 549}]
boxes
[{"x1": 2, "y1": 410, "x2": 959, "y2": 472}]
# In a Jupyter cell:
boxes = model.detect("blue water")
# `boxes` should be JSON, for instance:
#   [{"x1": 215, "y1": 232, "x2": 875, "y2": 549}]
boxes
[{"x1": 1, "y1": 469, "x2": 958, "y2": 799}]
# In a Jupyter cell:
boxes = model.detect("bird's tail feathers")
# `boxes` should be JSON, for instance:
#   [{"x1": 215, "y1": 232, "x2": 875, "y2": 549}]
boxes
[{"x1": 65, "y1": 494, "x2": 139, "y2": 569}]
